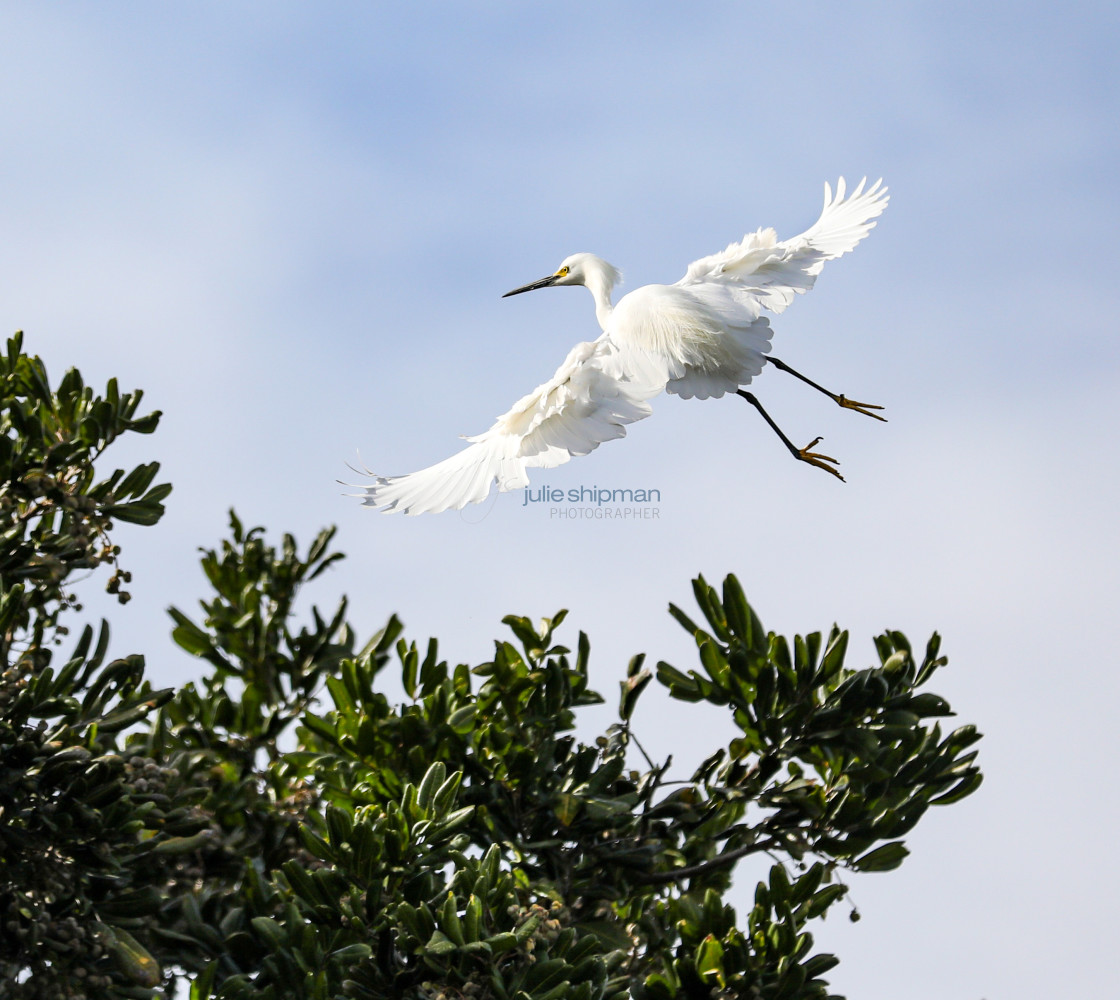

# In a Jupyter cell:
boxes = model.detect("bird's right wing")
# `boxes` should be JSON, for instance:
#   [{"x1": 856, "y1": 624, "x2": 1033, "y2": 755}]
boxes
[
  {"x1": 677, "y1": 177, "x2": 888, "y2": 319},
  {"x1": 358, "y1": 336, "x2": 665, "y2": 515}
]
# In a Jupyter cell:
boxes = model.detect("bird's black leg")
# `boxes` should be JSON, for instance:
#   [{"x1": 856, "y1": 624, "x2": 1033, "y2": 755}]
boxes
[
  {"x1": 767, "y1": 356, "x2": 887, "y2": 422},
  {"x1": 736, "y1": 390, "x2": 844, "y2": 482}
]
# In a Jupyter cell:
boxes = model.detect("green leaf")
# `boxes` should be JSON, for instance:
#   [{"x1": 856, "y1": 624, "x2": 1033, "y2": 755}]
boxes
[
  {"x1": 667, "y1": 601, "x2": 702, "y2": 636},
  {"x1": 171, "y1": 621, "x2": 213, "y2": 657},
  {"x1": 656, "y1": 660, "x2": 703, "y2": 701},
  {"x1": 441, "y1": 894, "x2": 465, "y2": 946},
  {"x1": 695, "y1": 934, "x2": 725, "y2": 986},
  {"x1": 906, "y1": 692, "x2": 954, "y2": 717},
  {"x1": 853, "y1": 841, "x2": 910, "y2": 872},
  {"x1": 805, "y1": 884, "x2": 847, "y2": 919},
  {"x1": 417, "y1": 762, "x2": 447, "y2": 812},
  {"x1": 428, "y1": 806, "x2": 474, "y2": 839},
  {"x1": 116, "y1": 461, "x2": 161, "y2": 498},
  {"x1": 423, "y1": 929, "x2": 457, "y2": 955},
  {"x1": 329, "y1": 943, "x2": 372, "y2": 963},
  {"x1": 929, "y1": 771, "x2": 983, "y2": 805},
  {"x1": 102, "y1": 926, "x2": 161, "y2": 988},
  {"x1": 554, "y1": 792, "x2": 581, "y2": 826},
  {"x1": 448, "y1": 704, "x2": 477, "y2": 733}
]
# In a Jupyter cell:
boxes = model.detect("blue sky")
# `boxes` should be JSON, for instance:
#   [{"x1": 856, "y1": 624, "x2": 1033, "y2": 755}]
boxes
[{"x1": 2, "y1": 3, "x2": 1118, "y2": 996}]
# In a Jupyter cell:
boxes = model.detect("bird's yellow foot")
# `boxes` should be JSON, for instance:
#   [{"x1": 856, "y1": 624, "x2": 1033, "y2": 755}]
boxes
[
  {"x1": 798, "y1": 437, "x2": 844, "y2": 482},
  {"x1": 837, "y1": 395, "x2": 887, "y2": 422}
]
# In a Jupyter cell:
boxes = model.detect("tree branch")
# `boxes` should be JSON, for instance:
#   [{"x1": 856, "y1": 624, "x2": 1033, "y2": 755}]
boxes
[
  {"x1": 633, "y1": 838, "x2": 778, "y2": 885},
  {"x1": 626, "y1": 726, "x2": 659, "y2": 772}
]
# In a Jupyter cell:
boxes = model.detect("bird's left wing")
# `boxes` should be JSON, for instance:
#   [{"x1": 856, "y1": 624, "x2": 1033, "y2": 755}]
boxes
[
  {"x1": 677, "y1": 177, "x2": 888, "y2": 320},
  {"x1": 359, "y1": 336, "x2": 665, "y2": 515}
]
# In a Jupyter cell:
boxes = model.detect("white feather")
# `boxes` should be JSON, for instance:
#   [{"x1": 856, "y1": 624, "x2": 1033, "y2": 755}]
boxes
[{"x1": 362, "y1": 338, "x2": 659, "y2": 515}]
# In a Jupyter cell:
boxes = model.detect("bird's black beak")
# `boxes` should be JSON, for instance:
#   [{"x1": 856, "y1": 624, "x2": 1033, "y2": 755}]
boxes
[{"x1": 502, "y1": 274, "x2": 561, "y2": 298}]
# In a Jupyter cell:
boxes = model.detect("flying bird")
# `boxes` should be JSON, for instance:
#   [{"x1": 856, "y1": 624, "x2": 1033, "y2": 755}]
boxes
[{"x1": 358, "y1": 177, "x2": 888, "y2": 515}]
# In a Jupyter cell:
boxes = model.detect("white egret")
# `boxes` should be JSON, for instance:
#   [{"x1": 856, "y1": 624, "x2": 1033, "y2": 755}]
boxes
[{"x1": 359, "y1": 177, "x2": 888, "y2": 515}]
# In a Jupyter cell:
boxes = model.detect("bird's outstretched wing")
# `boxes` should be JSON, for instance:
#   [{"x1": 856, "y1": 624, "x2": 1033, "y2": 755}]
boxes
[
  {"x1": 677, "y1": 177, "x2": 889, "y2": 320},
  {"x1": 359, "y1": 337, "x2": 665, "y2": 515}
]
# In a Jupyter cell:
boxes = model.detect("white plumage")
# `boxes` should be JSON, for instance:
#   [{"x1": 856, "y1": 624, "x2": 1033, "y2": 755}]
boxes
[{"x1": 359, "y1": 177, "x2": 888, "y2": 515}]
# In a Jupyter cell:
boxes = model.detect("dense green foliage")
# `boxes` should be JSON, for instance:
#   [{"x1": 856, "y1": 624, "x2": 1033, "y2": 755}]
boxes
[{"x1": 0, "y1": 335, "x2": 982, "y2": 999}]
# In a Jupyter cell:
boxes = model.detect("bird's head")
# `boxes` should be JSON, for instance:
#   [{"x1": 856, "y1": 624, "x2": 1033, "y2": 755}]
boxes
[{"x1": 502, "y1": 252, "x2": 621, "y2": 298}]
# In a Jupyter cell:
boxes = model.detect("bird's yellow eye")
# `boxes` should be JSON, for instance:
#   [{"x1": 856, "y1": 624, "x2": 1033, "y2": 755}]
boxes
[{"x1": 556, "y1": 266, "x2": 569, "y2": 277}]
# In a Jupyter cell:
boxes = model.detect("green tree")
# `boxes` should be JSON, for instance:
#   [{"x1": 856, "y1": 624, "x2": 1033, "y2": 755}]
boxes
[{"x1": 0, "y1": 334, "x2": 982, "y2": 1000}]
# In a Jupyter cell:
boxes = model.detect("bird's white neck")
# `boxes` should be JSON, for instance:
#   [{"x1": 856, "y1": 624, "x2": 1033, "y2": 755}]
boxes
[{"x1": 582, "y1": 264, "x2": 617, "y2": 331}]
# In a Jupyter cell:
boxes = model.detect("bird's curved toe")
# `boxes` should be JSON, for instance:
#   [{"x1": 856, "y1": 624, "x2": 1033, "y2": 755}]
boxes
[
  {"x1": 797, "y1": 437, "x2": 845, "y2": 482},
  {"x1": 837, "y1": 395, "x2": 887, "y2": 422}
]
